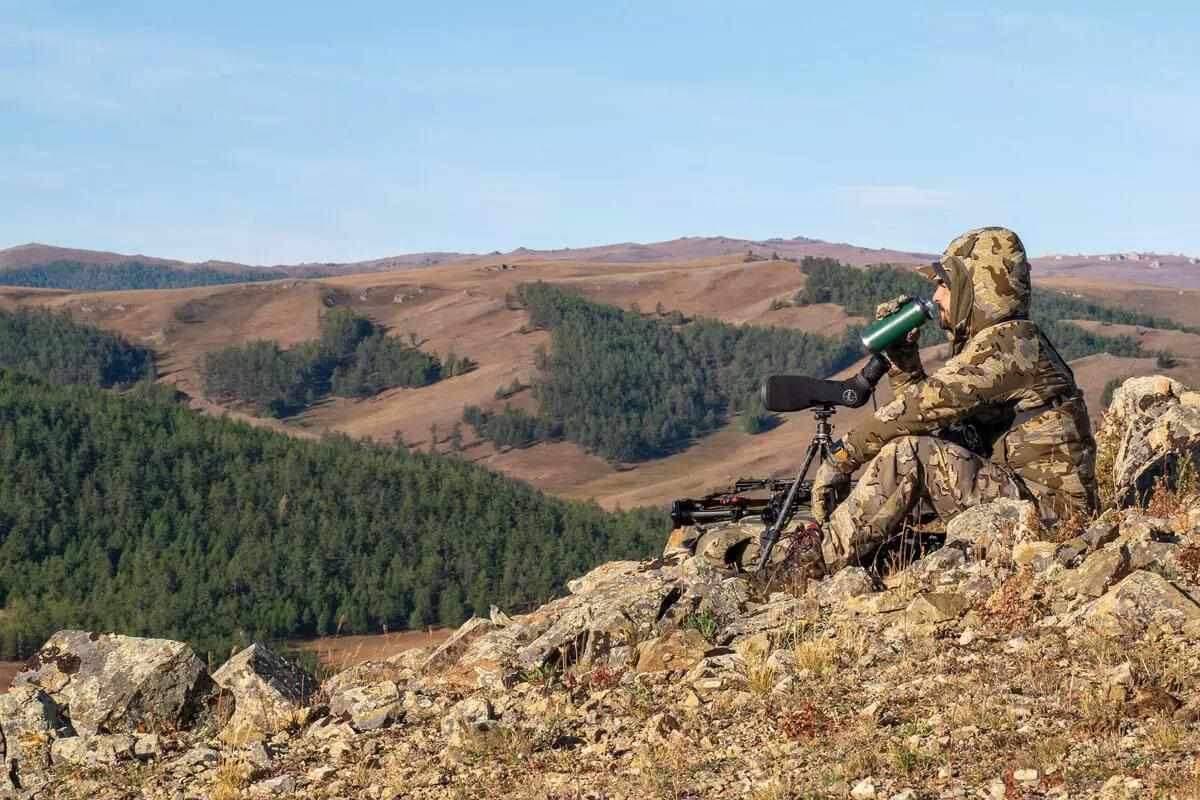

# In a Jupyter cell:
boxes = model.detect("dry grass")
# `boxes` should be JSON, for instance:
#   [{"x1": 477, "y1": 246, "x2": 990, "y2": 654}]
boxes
[
  {"x1": 1145, "y1": 455, "x2": 1199, "y2": 517},
  {"x1": 743, "y1": 648, "x2": 777, "y2": 697},
  {"x1": 209, "y1": 755, "x2": 251, "y2": 800},
  {"x1": 1094, "y1": 410, "x2": 1121, "y2": 510}
]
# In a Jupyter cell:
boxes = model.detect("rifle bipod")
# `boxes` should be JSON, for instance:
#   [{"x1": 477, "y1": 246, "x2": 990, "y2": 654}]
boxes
[{"x1": 752, "y1": 404, "x2": 837, "y2": 572}]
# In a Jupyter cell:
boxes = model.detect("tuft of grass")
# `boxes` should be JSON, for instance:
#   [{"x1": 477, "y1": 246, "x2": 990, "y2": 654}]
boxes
[
  {"x1": 209, "y1": 755, "x2": 251, "y2": 800},
  {"x1": 743, "y1": 648, "x2": 777, "y2": 697},
  {"x1": 683, "y1": 609, "x2": 720, "y2": 644}
]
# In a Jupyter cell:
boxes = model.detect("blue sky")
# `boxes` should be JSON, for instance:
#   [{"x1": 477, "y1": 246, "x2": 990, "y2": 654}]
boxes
[{"x1": 2, "y1": 2, "x2": 1198, "y2": 265}]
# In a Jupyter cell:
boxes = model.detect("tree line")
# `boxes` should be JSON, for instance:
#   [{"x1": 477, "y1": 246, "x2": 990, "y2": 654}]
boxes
[
  {"x1": 464, "y1": 282, "x2": 863, "y2": 462},
  {"x1": 793, "y1": 256, "x2": 1177, "y2": 360},
  {"x1": 0, "y1": 306, "x2": 155, "y2": 387},
  {"x1": 0, "y1": 370, "x2": 668, "y2": 661},
  {"x1": 0, "y1": 260, "x2": 300, "y2": 291},
  {"x1": 203, "y1": 308, "x2": 471, "y2": 417}
]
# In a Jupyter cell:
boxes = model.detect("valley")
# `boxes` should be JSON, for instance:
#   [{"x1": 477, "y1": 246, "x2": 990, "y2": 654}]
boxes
[{"x1": 2, "y1": 251, "x2": 1198, "y2": 511}]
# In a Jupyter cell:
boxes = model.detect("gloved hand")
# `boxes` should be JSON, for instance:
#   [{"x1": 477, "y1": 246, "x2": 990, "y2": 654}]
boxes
[
  {"x1": 874, "y1": 293, "x2": 922, "y2": 375},
  {"x1": 811, "y1": 459, "x2": 852, "y2": 523}
]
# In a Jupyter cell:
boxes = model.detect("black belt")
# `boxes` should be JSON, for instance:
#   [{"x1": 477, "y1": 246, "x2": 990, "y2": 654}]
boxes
[{"x1": 1012, "y1": 393, "x2": 1076, "y2": 428}]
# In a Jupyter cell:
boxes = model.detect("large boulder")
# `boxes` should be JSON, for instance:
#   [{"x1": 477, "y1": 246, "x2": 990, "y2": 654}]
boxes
[
  {"x1": 1080, "y1": 570, "x2": 1200, "y2": 635},
  {"x1": 13, "y1": 630, "x2": 228, "y2": 735},
  {"x1": 0, "y1": 686, "x2": 74, "y2": 793},
  {"x1": 420, "y1": 617, "x2": 496, "y2": 675},
  {"x1": 513, "y1": 561, "x2": 681, "y2": 671},
  {"x1": 944, "y1": 499, "x2": 1043, "y2": 562},
  {"x1": 1104, "y1": 376, "x2": 1200, "y2": 505},
  {"x1": 212, "y1": 643, "x2": 315, "y2": 739}
]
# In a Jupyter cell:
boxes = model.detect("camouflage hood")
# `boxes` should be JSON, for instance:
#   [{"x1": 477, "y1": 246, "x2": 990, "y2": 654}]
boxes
[{"x1": 939, "y1": 227, "x2": 1031, "y2": 350}]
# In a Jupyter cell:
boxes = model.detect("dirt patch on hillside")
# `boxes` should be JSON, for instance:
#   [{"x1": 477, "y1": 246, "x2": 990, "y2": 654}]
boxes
[
  {"x1": 0, "y1": 661, "x2": 24, "y2": 693},
  {"x1": 288, "y1": 629, "x2": 452, "y2": 673},
  {"x1": 1041, "y1": 277, "x2": 1200, "y2": 329}
]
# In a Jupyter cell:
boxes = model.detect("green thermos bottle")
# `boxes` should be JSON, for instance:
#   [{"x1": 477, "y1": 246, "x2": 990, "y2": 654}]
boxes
[{"x1": 859, "y1": 297, "x2": 937, "y2": 353}]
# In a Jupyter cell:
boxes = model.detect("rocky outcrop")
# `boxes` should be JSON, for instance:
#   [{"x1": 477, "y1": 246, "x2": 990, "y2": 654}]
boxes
[
  {"x1": 944, "y1": 498, "x2": 1043, "y2": 561},
  {"x1": 9, "y1": 379, "x2": 1200, "y2": 798},
  {"x1": 212, "y1": 643, "x2": 315, "y2": 739},
  {"x1": 1105, "y1": 375, "x2": 1200, "y2": 504},
  {"x1": 0, "y1": 687, "x2": 73, "y2": 793},
  {"x1": 13, "y1": 631, "x2": 228, "y2": 737}
]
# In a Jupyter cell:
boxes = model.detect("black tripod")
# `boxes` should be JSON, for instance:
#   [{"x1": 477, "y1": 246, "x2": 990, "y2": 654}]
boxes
[{"x1": 753, "y1": 404, "x2": 837, "y2": 571}]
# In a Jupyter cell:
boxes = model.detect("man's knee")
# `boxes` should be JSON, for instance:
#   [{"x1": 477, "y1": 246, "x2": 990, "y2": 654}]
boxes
[{"x1": 875, "y1": 435, "x2": 925, "y2": 463}]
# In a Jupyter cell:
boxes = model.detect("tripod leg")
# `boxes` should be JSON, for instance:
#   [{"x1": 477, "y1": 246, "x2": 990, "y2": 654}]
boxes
[{"x1": 754, "y1": 439, "x2": 822, "y2": 571}]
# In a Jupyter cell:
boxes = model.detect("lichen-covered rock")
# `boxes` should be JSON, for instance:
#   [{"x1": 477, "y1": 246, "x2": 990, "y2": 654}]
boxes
[
  {"x1": 514, "y1": 563, "x2": 680, "y2": 671},
  {"x1": 420, "y1": 617, "x2": 496, "y2": 675},
  {"x1": 903, "y1": 593, "x2": 970, "y2": 623},
  {"x1": 1081, "y1": 570, "x2": 1200, "y2": 634},
  {"x1": 816, "y1": 567, "x2": 875, "y2": 605},
  {"x1": 1104, "y1": 376, "x2": 1200, "y2": 505},
  {"x1": 13, "y1": 631, "x2": 227, "y2": 736},
  {"x1": 0, "y1": 686, "x2": 74, "y2": 793},
  {"x1": 50, "y1": 733, "x2": 137, "y2": 767},
  {"x1": 213, "y1": 643, "x2": 315, "y2": 738},
  {"x1": 327, "y1": 680, "x2": 404, "y2": 732},
  {"x1": 1057, "y1": 547, "x2": 1130, "y2": 599},
  {"x1": 635, "y1": 629, "x2": 710, "y2": 673},
  {"x1": 945, "y1": 499, "x2": 1043, "y2": 562}
]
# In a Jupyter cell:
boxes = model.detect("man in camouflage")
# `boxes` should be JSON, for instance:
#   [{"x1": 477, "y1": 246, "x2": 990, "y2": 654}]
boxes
[{"x1": 810, "y1": 226, "x2": 1098, "y2": 572}]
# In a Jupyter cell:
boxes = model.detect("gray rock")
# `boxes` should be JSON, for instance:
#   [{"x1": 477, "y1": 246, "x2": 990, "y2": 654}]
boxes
[
  {"x1": 213, "y1": 643, "x2": 315, "y2": 738},
  {"x1": 327, "y1": 680, "x2": 404, "y2": 731},
  {"x1": 945, "y1": 499, "x2": 1043, "y2": 562},
  {"x1": 14, "y1": 630, "x2": 227, "y2": 735},
  {"x1": 1057, "y1": 547, "x2": 1130, "y2": 599},
  {"x1": 1105, "y1": 376, "x2": 1200, "y2": 506},
  {"x1": 50, "y1": 733, "x2": 136, "y2": 767},
  {"x1": 420, "y1": 617, "x2": 496, "y2": 675},
  {"x1": 0, "y1": 686, "x2": 73, "y2": 792},
  {"x1": 816, "y1": 567, "x2": 875, "y2": 605},
  {"x1": 1081, "y1": 570, "x2": 1200, "y2": 634}
]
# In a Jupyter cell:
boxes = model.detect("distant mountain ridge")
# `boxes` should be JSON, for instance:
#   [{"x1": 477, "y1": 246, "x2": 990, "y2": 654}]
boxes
[
  {"x1": 4, "y1": 237, "x2": 1199, "y2": 289},
  {"x1": 1, "y1": 236, "x2": 938, "y2": 277}
]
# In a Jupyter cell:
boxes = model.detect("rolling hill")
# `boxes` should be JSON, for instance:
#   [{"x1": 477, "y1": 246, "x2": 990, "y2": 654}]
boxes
[{"x1": 1, "y1": 238, "x2": 1198, "y2": 511}]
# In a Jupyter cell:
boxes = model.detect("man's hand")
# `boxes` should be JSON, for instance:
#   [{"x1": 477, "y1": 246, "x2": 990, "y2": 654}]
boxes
[
  {"x1": 874, "y1": 293, "x2": 922, "y2": 373},
  {"x1": 811, "y1": 460, "x2": 852, "y2": 523}
]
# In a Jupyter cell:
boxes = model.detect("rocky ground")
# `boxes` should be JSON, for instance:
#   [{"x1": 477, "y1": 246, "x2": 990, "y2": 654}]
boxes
[{"x1": 3, "y1": 376, "x2": 1200, "y2": 800}]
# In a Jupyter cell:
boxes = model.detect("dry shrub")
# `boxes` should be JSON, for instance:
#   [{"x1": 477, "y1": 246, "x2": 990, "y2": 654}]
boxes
[
  {"x1": 980, "y1": 569, "x2": 1046, "y2": 631},
  {"x1": 1145, "y1": 455, "x2": 1199, "y2": 517},
  {"x1": 1076, "y1": 684, "x2": 1123, "y2": 733},
  {"x1": 774, "y1": 702, "x2": 830, "y2": 741},
  {"x1": 1094, "y1": 409, "x2": 1121, "y2": 510}
]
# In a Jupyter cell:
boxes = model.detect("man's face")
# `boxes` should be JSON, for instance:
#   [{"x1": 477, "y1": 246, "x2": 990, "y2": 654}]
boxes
[{"x1": 932, "y1": 282, "x2": 952, "y2": 329}]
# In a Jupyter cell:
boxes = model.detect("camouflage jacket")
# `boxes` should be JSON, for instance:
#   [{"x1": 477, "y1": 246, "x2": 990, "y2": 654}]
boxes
[{"x1": 840, "y1": 228, "x2": 1098, "y2": 519}]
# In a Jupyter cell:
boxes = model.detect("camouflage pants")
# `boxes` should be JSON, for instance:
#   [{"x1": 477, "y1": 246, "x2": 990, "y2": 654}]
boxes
[{"x1": 823, "y1": 435, "x2": 1022, "y2": 571}]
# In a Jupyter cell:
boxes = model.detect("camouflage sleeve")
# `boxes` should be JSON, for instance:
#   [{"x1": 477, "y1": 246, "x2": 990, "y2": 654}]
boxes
[
  {"x1": 886, "y1": 349, "x2": 925, "y2": 394},
  {"x1": 842, "y1": 327, "x2": 1033, "y2": 467}
]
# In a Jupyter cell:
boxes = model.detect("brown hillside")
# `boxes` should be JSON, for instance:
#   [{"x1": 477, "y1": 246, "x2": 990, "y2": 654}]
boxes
[{"x1": 3, "y1": 256, "x2": 1198, "y2": 511}]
